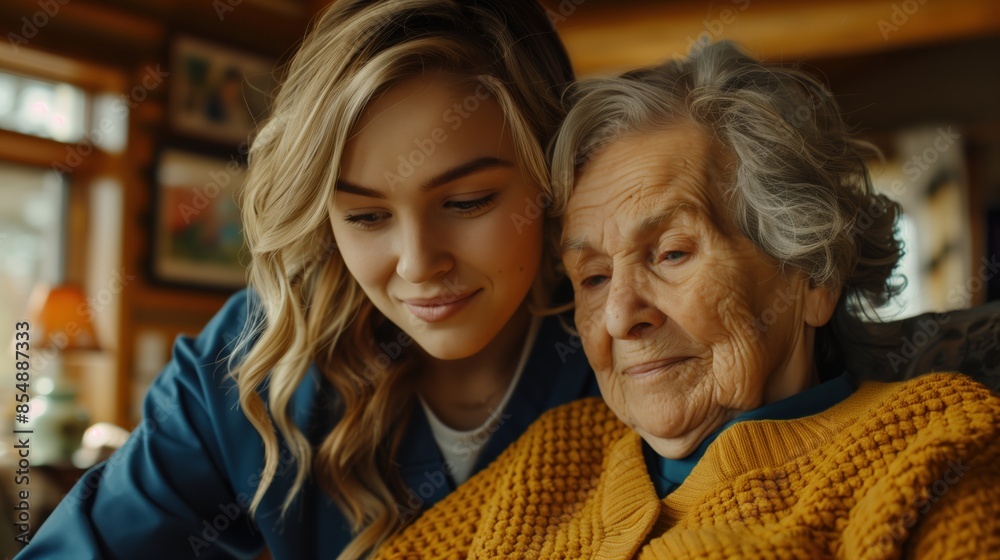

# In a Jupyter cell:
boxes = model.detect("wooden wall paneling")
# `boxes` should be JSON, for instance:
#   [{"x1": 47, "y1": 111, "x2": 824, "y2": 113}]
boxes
[{"x1": 543, "y1": 0, "x2": 1000, "y2": 76}]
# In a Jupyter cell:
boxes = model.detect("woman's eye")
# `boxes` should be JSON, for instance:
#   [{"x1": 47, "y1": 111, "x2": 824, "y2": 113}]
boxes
[
  {"x1": 660, "y1": 250, "x2": 689, "y2": 264},
  {"x1": 344, "y1": 211, "x2": 390, "y2": 230},
  {"x1": 445, "y1": 193, "x2": 498, "y2": 215},
  {"x1": 580, "y1": 275, "x2": 608, "y2": 289}
]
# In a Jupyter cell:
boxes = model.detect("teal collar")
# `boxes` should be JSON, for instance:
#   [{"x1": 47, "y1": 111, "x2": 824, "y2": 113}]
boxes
[{"x1": 643, "y1": 373, "x2": 857, "y2": 498}]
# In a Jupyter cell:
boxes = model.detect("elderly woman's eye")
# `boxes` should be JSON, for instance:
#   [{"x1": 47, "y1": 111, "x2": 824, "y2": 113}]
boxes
[
  {"x1": 660, "y1": 250, "x2": 689, "y2": 263},
  {"x1": 580, "y1": 275, "x2": 608, "y2": 288}
]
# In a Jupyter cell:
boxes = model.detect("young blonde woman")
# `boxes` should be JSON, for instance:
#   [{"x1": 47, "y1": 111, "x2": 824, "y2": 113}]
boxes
[{"x1": 17, "y1": 2, "x2": 597, "y2": 559}]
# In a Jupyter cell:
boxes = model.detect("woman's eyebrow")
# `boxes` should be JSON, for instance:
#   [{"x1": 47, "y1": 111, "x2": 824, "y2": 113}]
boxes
[
  {"x1": 560, "y1": 203, "x2": 696, "y2": 257},
  {"x1": 636, "y1": 203, "x2": 695, "y2": 237},
  {"x1": 334, "y1": 156, "x2": 513, "y2": 198},
  {"x1": 419, "y1": 156, "x2": 513, "y2": 191},
  {"x1": 335, "y1": 180, "x2": 385, "y2": 198},
  {"x1": 560, "y1": 236, "x2": 589, "y2": 256}
]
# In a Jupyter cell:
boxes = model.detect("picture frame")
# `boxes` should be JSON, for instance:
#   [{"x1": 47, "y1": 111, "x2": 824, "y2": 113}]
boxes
[
  {"x1": 149, "y1": 147, "x2": 248, "y2": 290},
  {"x1": 167, "y1": 35, "x2": 277, "y2": 146}
]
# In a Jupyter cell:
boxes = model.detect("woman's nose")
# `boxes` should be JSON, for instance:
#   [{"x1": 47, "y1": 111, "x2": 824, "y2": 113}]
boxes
[
  {"x1": 603, "y1": 269, "x2": 665, "y2": 340},
  {"x1": 395, "y1": 223, "x2": 454, "y2": 284}
]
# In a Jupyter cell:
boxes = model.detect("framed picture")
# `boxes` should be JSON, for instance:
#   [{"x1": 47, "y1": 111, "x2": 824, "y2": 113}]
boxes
[
  {"x1": 168, "y1": 35, "x2": 276, "y2": 146},
  {"x1": 150, "y1": 148, "x2": 247, "y2": 289}
]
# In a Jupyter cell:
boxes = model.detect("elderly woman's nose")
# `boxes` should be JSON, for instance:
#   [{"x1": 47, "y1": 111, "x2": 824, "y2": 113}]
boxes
[{"x1": 603, "y1": 270, "x2": 666, "y2": 339}]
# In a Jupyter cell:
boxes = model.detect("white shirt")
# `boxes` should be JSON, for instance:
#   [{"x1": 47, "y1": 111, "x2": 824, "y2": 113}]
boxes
[{"x1": 418, "y1": 315, "x2": 542, "y2": 484}]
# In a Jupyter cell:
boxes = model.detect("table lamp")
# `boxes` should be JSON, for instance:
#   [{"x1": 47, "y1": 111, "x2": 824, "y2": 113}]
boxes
[{"x1": 22, "y1": 282, "x2": 96, "y2": 466}]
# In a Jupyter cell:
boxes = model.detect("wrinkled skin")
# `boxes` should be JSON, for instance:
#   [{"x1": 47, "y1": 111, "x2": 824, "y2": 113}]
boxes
[{"x1": 561, "y1": 123, "x2": 840, "y2": 459}]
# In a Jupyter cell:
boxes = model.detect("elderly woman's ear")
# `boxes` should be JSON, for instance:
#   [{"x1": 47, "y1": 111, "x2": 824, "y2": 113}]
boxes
[{"x1": 803, "y1": 282, "x2": 841, "y2": 328}]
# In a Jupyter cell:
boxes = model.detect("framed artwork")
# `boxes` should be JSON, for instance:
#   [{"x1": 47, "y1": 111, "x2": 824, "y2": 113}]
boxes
[
  {"x1": 150, "y1": 148, "x2": 247, "y2": 289},
  {"x1": 168, "y1": 35, "x2": 276, "y2": 146}
]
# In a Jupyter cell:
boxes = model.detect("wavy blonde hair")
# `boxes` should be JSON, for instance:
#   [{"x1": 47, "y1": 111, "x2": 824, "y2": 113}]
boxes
[{"x1": 229, "y1": 1, "x2": 574, "y2": 558}]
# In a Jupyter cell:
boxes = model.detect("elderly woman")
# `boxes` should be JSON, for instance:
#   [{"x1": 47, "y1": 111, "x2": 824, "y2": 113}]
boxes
[{"x1": 373, "y1": 42, "x2": 1000, "y2": 559}]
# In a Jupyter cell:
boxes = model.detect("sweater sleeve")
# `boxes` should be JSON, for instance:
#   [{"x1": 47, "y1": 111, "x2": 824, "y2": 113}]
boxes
[
  {"x1": 906, "y1": 408, "x2": 1000, "y2": 559},
  {"x1": 14, "y1": 290, "x2": 268, "y2": 560}
]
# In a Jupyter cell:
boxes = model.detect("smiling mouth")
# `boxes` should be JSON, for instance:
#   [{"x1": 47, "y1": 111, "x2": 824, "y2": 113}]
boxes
[
  {"x1": 622, "y1": 357, "x2": 692, "y2": 379},
  {"x1": 402, "y1": 289, "x2": 481, "y2": 323}
]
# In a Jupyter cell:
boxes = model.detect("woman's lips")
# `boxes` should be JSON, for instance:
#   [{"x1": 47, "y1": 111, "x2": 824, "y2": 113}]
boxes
[
  {"x1": 623, "y1": 357, "x2": 691, "y2": 379},
  {"x1": 402, "y1": 289, "x2": 481, "y2": 323}
]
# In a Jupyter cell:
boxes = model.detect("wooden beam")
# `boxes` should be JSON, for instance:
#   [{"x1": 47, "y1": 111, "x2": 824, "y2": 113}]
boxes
[
  {"x1": 547, "y1": 0, "x2": 1000, "y2": 75},
  {"x1": 0, "y1": 129, "x2": 110, "y2": 172},
  {"x1": 0, "y1": 39, "x2": 127, "y2": 92},
  {"x1": 103, "y1": 0, "x2": 308, "y2": 55},
  {"x1": 1, "y1": 0, "x2": 164, "y2": 71}
]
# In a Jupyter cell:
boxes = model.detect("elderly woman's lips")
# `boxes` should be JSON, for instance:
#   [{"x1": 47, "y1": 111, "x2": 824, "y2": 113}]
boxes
[{"x1": 623, "y1": 357, "x2": 690, "y2": 378}]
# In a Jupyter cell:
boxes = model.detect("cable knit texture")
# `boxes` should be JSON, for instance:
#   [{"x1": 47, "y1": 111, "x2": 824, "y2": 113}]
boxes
[{"x1": 374, "y1": 373, "x2": 1000, "y2": 559}]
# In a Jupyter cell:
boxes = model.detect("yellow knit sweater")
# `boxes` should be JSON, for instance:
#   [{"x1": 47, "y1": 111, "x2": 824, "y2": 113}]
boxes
[{"x1": 374, "y1": 373, "x2": 1000, "y2": 559}]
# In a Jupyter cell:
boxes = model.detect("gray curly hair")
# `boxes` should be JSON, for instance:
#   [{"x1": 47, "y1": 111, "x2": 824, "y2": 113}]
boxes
[{"x1": 550, "y1": 40, "x2": 903, "y2": 318}]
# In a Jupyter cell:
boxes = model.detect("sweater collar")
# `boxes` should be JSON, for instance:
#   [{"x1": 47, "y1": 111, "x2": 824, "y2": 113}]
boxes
[{"x1": 644, "y1": 372, "x2": 857, "y2": 498}]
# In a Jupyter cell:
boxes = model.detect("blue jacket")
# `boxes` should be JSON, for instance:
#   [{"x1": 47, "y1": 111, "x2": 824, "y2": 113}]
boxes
[{"x1": 16, "y1": 289, "x2": 597, "y2": 559}]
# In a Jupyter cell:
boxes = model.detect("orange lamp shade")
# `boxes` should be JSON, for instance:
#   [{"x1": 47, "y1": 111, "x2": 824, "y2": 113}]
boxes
[{"x1": 26, "y1": 283, "x2": 101, "y2": 351}]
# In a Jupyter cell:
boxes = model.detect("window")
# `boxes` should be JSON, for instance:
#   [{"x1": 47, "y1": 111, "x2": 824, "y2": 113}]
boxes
[
  {"x1": 0, "y1": 162, "x2": 67, "y2": 353},
  {"x1": 868, "y1": 126, "x2": 973, "y2": 319},
  {"x1": 0, "y1": 70, "x2": 86, "y2": 143}
]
